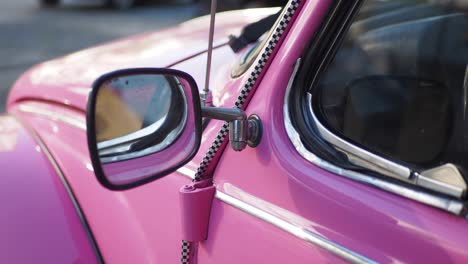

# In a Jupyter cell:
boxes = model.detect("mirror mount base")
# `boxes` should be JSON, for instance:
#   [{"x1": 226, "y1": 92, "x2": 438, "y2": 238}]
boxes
[{"x1": 202, "y1": 107, "x2": 262, "y2": 151}]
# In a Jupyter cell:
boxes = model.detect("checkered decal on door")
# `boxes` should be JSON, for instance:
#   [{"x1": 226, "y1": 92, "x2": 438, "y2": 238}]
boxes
[{"x1": 193, "y1": 0, "x2": 301, "y2": 182}]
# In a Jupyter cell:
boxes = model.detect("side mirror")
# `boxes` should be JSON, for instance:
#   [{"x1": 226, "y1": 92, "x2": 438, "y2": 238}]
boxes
[{"x1": 87, "y1": 68, "x2": 202, "y2": 190}]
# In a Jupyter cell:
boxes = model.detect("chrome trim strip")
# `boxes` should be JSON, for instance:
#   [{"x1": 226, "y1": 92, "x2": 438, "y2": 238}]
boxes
[
  {"x1": 177, "y1": 166, "x2": 196, "y2": 179},
  {"x1": 284, "y1": 59, "x2": 465, "y2": 215},
  {"x1": 416, "y1": 164, "x2": 466, "y2": 199},
  {"x1": 307, "y1": 93, "x2": 411, "y2": 179},
  {"x1": 308, "y1": 93, "x2": 466, "y2": 199},
  {"x1": 215, "y1": 191, "x2": 376, "y2": 264},
  {"x1": 176, "y1": 167, "x2": 375, "y2": 263},
  {"x1": 18, "y1": 104, "x2": 86, "y2": 130}
]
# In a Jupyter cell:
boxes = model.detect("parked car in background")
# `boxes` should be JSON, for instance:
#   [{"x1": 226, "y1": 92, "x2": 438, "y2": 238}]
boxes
[
  {"x1": 40, "y1": 0, "x2": 136, "y2": 9},
  {"x1": 3, "y1": 0, "x2": 468, "y2": 263},
  {"x1": 40, "y1": 0, "x2": 286, "y2": 11}
]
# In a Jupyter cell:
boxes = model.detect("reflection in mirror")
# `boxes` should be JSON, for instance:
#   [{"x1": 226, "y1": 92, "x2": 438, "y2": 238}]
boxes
[
  {"x1": 88, "y1": 69, "x2": 201, "y2": 189},
  {"x1": 95, "y1": 74, "x2": 187, "y2": 163}
]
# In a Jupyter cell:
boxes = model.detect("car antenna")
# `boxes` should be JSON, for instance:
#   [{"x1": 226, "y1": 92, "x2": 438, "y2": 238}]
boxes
[{"x1": 201, "y1": 0, "x2": 216, "y2": 107}]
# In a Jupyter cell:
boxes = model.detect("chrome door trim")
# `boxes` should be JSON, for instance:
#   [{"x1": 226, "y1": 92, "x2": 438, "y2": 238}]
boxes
[
  {"x1": 176, "y1": 168, "x2": 376, "y2": 264},
  {"x1": 283, "y1": 59, "x2": 465, "y2": 215}
]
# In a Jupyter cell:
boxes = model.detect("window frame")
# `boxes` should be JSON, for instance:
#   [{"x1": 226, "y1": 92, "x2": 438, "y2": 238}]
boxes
[{"x1": 286, "y1": 0, "x2": 467, "y2": 211}]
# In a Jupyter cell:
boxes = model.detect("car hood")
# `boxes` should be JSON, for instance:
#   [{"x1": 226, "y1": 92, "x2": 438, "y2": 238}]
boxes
[{"x1": 7, "y1": 8, "x2": 279, "y2": 112}]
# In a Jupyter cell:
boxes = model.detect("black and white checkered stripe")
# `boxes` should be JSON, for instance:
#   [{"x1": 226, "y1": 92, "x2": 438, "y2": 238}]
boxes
[
  {"x1": 194, "y1": 122, "x2": 230, "y2": 181},
  {"x1": 193, "y1": 0, "x2": 301, "y2": 182},
  {"x1": 183, "y1": 1, "x2": 302, "y2": 263},
  {"x1": 181, "y1": 240, "x2": 191, "y2": 264}
]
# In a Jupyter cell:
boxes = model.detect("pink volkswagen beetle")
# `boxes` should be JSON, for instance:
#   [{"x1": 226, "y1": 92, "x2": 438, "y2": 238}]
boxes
[{"x1": 3, "y1": 0, "x2": 468, "y2": 263}]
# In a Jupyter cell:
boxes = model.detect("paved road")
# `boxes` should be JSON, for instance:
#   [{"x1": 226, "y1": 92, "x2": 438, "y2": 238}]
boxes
[{"x1": 0, "y1": 0, "x2": 200, "y2": 111}]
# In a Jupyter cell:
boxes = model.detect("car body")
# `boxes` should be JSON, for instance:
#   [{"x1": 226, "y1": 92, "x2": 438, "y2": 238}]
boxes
[{"x1": 3, "y1": 0, "x2": 468, "y2": 263}]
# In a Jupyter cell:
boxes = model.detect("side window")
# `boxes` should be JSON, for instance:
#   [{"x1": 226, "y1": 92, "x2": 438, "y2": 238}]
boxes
[{"x1": 315, "y1": 0, "x2": 468, "y2": 175}]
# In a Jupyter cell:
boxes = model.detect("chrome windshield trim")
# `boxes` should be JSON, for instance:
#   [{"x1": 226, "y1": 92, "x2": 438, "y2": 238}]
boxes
[
  {"x1": 308, "y1": 93, "x2": 466, "y2": 198},
  {"x1": 307, "y1": 93, "x2": 411, "y2": 179},
  {"x1": 283, "y1": 59, "x2": 465, "y2": 215},
  {"x1": 176, "y1": 167, "x2": 375, "y2": 263}
]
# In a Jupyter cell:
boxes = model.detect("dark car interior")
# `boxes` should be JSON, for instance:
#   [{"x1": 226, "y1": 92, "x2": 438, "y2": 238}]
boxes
[{"x1": 316, "y1": 0, "x2": 468, "y2": 174}]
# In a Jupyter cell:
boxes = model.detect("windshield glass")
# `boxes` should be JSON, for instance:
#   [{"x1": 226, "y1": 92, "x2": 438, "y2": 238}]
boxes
[{"x1": 231, "y1": 7, "x2": 282, "y2": 77}]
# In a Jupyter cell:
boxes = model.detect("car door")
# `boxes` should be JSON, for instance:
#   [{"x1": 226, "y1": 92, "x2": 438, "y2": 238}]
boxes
[{"x1": 193, "y1": 0, "x2": 468, "y2": 263}]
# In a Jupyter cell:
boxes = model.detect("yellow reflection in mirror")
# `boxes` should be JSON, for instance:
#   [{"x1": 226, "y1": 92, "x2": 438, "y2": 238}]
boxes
[{"x1": 95, "y1": 85, "x2": 143, "y2": 142}]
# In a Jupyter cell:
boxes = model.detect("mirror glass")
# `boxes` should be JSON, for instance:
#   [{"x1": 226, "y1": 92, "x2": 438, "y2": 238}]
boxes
[{"x1": 88, "y1": 70, "x2": 201, "y2": 189}]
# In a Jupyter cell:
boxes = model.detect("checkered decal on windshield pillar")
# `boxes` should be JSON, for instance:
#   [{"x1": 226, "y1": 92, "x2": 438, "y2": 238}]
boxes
[
  {"x1": 193, "y1": 0, "x2": 301, "y2": 182},
  {"x1": 185, "y1": 1, "x2": 302, "y2": 263},
  {"x1": 194, "y1": 123, "x2": 230, "y2": 181},
  {"x1": 181, "y1": 240, "x2": 191, "y2": 264}
]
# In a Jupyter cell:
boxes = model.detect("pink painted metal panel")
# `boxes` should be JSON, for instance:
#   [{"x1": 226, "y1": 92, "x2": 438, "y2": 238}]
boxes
[
  {"x1": 11, "y1": 103, "x2": 190, "y2": 263},
  {"x1": 7, "y1": 8, "x2": 279, "y2": 112},
  {"x1": 11, "y1": 102, "x2": 343, "y2": 264},
  {"x1": 179, "y1": 179, "x2": 216, "y2": 242},
  {"x1": 211, "y1": 0, "x2": 468, "y2": 263},
  {"x1": 0, "y1": 115, "x2": 98, "y2": 264}
]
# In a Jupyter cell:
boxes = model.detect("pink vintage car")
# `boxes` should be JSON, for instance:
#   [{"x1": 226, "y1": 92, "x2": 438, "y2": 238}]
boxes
[{"x1": 2, "y1": 0, "x2": 468, "y2": 263}]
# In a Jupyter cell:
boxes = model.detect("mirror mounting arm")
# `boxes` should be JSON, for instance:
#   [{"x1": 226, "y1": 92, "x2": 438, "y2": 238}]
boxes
[
  {"x1": 202, "y1": 107, "x2": 262, "y2": 151},
  {"x1": 202, "y1": 106, "x2": 246, "y2": 121}
]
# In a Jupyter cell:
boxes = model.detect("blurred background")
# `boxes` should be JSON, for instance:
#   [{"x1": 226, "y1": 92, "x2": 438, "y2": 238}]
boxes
[{"x1": 0, "y1": 0, "x2": 281, "y2": 111}]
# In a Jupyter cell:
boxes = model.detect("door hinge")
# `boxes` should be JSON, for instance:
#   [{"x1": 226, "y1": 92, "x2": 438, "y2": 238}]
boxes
[{"x1": 179, "y1": 179, "x2": 216, "y2": 242}]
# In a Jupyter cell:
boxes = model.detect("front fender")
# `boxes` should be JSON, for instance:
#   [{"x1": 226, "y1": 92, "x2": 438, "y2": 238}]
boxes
[{"x1": 0, "y1": 115, "x2": 100, "y2": 263}]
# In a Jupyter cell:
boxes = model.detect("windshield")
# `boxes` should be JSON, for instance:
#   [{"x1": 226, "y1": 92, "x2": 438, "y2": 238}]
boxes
[{"x1": 230, "y1": 7, "x2": 282, "y2": 77}]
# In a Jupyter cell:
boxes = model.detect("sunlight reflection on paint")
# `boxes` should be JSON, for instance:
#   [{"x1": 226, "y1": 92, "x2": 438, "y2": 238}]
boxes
[
  {"x1": 0, "y1": 116, "x2": 19, "y2": 152},
  {"x1": 86, "y1": 163, "x2": 94, "y2": 172}
]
